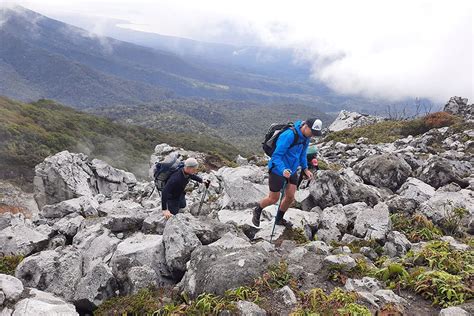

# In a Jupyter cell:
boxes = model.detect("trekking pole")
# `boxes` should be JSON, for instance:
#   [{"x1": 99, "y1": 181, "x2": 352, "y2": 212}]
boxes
[
  {"x1": 197, "y1": 185, "x2": 209, "y2": 214},
  {"x1": 270, "y1": 182, "x2": 287, "y2": 242}
]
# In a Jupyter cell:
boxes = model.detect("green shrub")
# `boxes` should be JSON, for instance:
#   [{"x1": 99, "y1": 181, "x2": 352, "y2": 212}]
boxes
[
  {"x1": 0, "y1": 255, "x2": 23, "y2": 275},
  {"x1": 292, "y1": 288, "x2": 370, "y2": 316},
  {"x1": 407, "y1": 241, "x2": 474, "y2": 276},
  {"x1": 391, "y1": 213, "x2": 443, "y2": 242},
  {"x1": 254, "y1": 262, "x2": 296, "y2": 291},
  {"x1": 413, "y1": 270, "x2": 472, "y2": 307},
  {"x1": 94, "y1": 288, "x2": 162, "y2": 316}
]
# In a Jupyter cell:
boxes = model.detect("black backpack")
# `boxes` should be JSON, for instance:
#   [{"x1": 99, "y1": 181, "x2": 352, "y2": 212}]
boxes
[
  {"x1": 153, "y1": 153, "x2": 184, "y2": 192},
  {"x1": 262, "y1": 123, "x2": 300, "y2": 156}
]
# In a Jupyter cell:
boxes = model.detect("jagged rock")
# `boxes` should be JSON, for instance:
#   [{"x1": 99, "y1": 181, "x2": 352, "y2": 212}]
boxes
[
  {"x1": 287, "y1": 247, "x2": 308, "y2": 263},
  {"x1": 126, "y1": 266, "x2": 165, "y2": 295},
  {"x1": 216, "y1": 165, "x2": 268, "y2": 209},
  {"x1": 15, "y1": 247, "x2": 82, "y2": 302},
  {"x1": 74, "y1": 263, "x2": 117, "y2": 310},
  {"x1": 417, "y1": 156, "x2": 469, "y2": 189},
  {"x1": 386, "y1": 196, "x2": 419, "y2": 214},
  {"x1": 0, "y1": 181, "x2": 39, "y2": 217},
  {"x1": 420, "y1": 189, "x2": 474, "y2": 224},
  {"x1": 439, "y1": 306, "x2": 469, "y2": 316},
  {"x1": 34, "y1": 151, "x2": 135, "y2": 209},
  {"x1": 374, "y1": 289, "x2": 407, "y2": 305},
  {"x1": 305, "y1": 241, "x2": 333, "y2": 255},
  {"x1": 443, "y1": 96, "x2": 473, "y2": 120},
  {"x1": 276, "y1": 286, "x2": 297, "y2": 307},
  {"x1": 97, "y1": 199, "x2": 143, "y2": 217},
  {"x1": 110, "y1": 233, "x2": 170, "y2": 289},
  {"x1": 316, "y1": 226, "x2": 342, "y2": 243},
  {"x1": 353, "y1": 202, "x2": 391, "y2": 241},
  {"x1": 12, "y1": 288, "x2": 78, "y2": 316},
  {"x1": 179, "y1": 244, "x2": 275, "y2": 298},
  {"x1": 0, "y1": 217, "x2": 49, "y2": 256},
  {"x1": 162, "y1": 215, "x2": 201, "y2": 279},
  {"x1": 344, "y1": 277, "x2": 381, "y2": 293},
  {"x1": 72, "y1": 222, "x2": 121, "y2": 273},
  {"x1": 41, "y1": 196, "x2": 99, "y2": 219},
  {"x1": 342, "y1": 202, "x2": 371, "y2": 223},
  {"x1": 306, "y1": 171, "x2": 380, "y2": 209},
  {"x1": 236, "y1": 300, "x2": 267, "y2": 316},
  {"x1": 328, "y1": 110, "x2": 384, "y2": 132},
  {"x1": 383, "y1": 231, "x2": 411, "y2": 257},
  {"x1": 209, "y1": 232, "x2": 251, "y2": 250},
  {"x1": 360, "y1": 247, "x2": 378, "y2": 261},
  {"x1": 236, "y1": 155, "x2": 249, "y2": 166},
  {"x1": 340, "y1": 234, "x2": 362, "y2": 244},
  {"x1": 52, "y1": 214, "x2": 84, "y2": 237},
  {"x1": 440, "y1": 236, "x2": 469, "y2": 251},
  {"x1": 318, "y1": 204, "x2": 348, "y2": 234},
  {"x1": 323, "y1": 255, "x2": 356, "y2": 271},
  {"x1": 141, "y1": 210, "x2": 167, "y2": 234},
  {"x1": 354, "y1": 154, "x2": 412, "y2": 191},
  {"x1": 176, "y1": 213, "x2": 243, "y2": 245},
  {"x1": 0, "y1": 274, "x2": 24, "y2": 302},
  {"x1": 397, "y1": 178, "x2": 436, "y2": 203},
  {"x1": 103, "y1": 213, "x2": 146, "y2": 233},
  {"x1": 48, "y1": 234, "x2": 67, "y2": 249}
]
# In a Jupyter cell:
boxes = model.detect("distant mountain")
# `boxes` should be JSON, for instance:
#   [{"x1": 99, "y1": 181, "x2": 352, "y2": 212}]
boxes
[
  {"x1": 86, "y1": 99, "x2": 334, "y2": 152},
  {"x1": 0, "y1": 6, "x2": 342, "y2": 111},
  {"x1": 0, "y1": 96, "x2": 240, "y2": 187}
]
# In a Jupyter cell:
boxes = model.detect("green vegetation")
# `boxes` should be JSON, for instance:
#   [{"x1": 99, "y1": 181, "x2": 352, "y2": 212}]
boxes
[
  {"x1": 93, "y1": 288, "x2": 163, "y2": 316},
  {"x1": 254, "y1": 261, "x2": 297, "y2": 292},
  {"x1": 0, "y1": 255, "x2": 23, "y2": 275},
  {"x1": 88, "y1": 100, "x2": 333, "y2": 153},
  {"x1": 330, "y1": 239, "x2": 383, "y2": 256},
  {"x1": 292, "y1": 288, "x2": 371, "y2": 316},
  {"x1": 369, "y1": 240, "x2": 474, "y2": 307},
  {"x1": 440, "y1": 202, "x2": 469, "y2": 236},
  {"x1": 325, "y1": 112, "x2": 471, "y2": 145},
  {"x1": 391, "y1": 213, "x2": 443, "y2": 242},
  {"x1": 0, "y1": 97, "x2": 241, "y2": 186},
  {"x1": 413, "y1": 270, "x2": 470, "y2": 307},
  {"x1": 328, "y1": 258, "x2": 375, "y2": 284},
  {"x1": 281, "y1": 227, "x2": 309, "y2": 245}
]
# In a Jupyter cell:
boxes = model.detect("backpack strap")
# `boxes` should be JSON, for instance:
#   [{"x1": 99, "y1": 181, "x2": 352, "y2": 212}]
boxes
[{"x1": 288, "y1": 127, "x2": 301, "y2": 148}]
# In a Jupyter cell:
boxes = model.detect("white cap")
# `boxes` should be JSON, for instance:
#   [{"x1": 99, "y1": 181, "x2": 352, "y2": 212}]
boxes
[{"x1": 184, "y1": 158, "x2": 199, "y2": 168}]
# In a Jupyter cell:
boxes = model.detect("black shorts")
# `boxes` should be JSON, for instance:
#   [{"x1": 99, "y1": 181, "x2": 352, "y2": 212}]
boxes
[{"x1": 268, "y1": 171, "x2": 298, "y2": 192}]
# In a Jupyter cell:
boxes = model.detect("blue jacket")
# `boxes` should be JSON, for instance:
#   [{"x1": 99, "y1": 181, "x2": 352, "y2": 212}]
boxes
[{"x1": 269, "y1": 120, "x2": 310, "y2": 176}]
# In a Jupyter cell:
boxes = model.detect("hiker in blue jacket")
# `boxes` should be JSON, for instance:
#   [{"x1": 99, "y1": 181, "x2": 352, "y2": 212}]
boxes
[{"x1": 252, "y1": 118, "x2": 323, "y2": 227}]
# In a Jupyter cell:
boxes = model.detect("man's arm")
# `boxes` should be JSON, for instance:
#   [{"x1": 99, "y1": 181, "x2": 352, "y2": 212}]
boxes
[
  {"x1": 271, "y1": 130, "x2": 294, "y2": 176},
  {"x1": 190, "y1": 174, "x2": 203, "y2": 183}
]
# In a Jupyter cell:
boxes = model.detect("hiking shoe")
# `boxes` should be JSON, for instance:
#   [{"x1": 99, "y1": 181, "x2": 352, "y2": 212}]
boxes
[
  {"x1": 252, "y1": 206, "x2": 262, "y2": 227},
  {"x1": 275, "y1": 217, "x2": 293, "y2": 227}
]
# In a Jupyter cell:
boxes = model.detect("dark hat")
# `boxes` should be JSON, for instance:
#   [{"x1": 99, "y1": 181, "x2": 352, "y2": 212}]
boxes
[{"x1": 305, "y1": 118, "x2": 323, "y2": 136}]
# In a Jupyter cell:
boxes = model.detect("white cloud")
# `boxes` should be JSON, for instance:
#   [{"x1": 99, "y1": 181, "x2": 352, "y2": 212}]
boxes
[{"x1": 9, "y1": 0, "x2": 474, "y2": 102}]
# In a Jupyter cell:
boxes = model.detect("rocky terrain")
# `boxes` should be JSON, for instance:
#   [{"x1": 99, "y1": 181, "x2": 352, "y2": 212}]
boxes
[{"x1": 0, "y1": 97, "x2": 473, "y2": 315}]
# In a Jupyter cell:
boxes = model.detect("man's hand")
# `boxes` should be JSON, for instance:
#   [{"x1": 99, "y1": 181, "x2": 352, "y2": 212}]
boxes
[
  {"x1": 304, "y1": 168, "x2": 314, "y2": 180},
  {"x1": 162, "y1": 210, "x2": 173, "y2": 219},
  {"x1": 283, "y1": 169, "x2": 291, "y2": 179}
]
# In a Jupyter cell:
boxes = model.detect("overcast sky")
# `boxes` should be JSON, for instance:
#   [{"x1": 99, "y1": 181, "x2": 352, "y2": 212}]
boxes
[{"x1": 6, "y1": 0, "x2": 474, "y2": 103}]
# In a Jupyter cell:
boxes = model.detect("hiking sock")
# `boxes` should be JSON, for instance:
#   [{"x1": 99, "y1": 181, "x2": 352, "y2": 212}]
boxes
[{"x1": 275, "y1": 209, "x2": 285, "y2": 222}]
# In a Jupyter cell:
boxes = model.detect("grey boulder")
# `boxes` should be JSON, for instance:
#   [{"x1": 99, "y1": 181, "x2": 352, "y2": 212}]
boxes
[{"x1": 354, "y1": 154, "x2": 412, "y2": 191}]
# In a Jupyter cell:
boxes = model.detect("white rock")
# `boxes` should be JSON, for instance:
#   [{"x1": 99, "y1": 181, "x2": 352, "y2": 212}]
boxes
[
  {"x1": 275, "y1": 286, "x2": 297, "y2": 307},
  {"x1": 13, "y1": 288, "x2": 78, "y2": 316},
  {"x1": 0, "y1": 274, "x2": 24, "y2": 302},
  {"x1": 439, "y1": 306, "x2": 469, "y2": 316}
]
